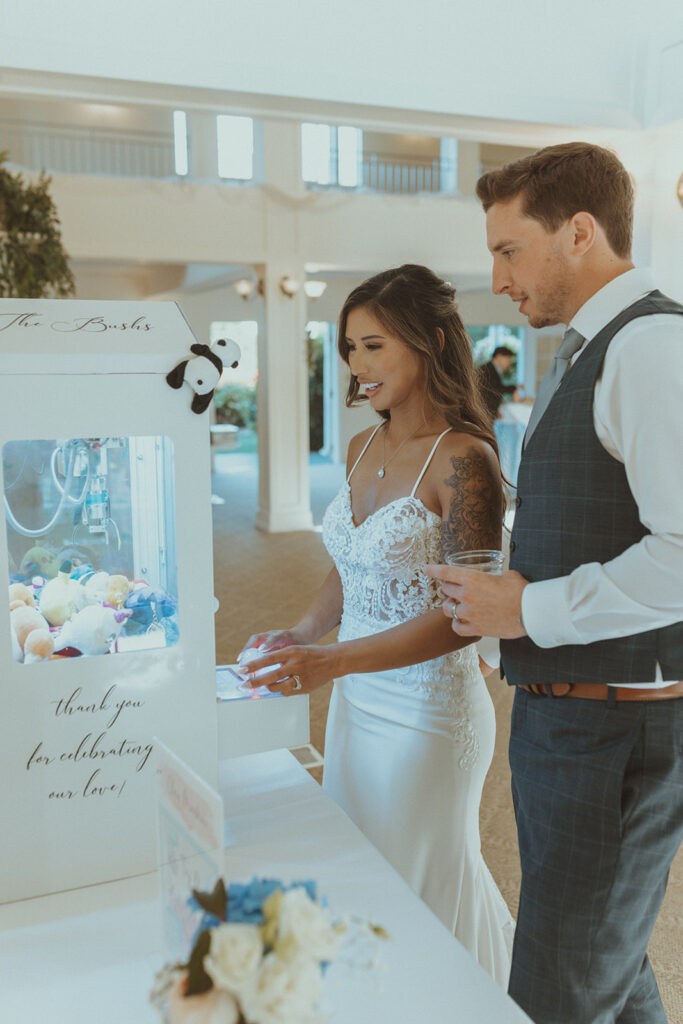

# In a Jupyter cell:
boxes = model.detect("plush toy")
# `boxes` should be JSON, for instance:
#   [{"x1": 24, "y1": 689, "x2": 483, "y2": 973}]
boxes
[
  {"x1": 10, "y1": 605, "x2": 54, "y2": 664},
  {"x1": 70, "y1": 563, "x2": 95, "y2": 582},
  {"x1": 125, "y1": 582, "x2": 176, "y2": 622},
  {"x1": 79, "y1": 570, "x2": 131, "y2": 609},
  {"x1": 166, "y1": 337, "x2": 241, "y2": 414},
  {"x1": 9, "y1": 582, "x2": 35, "y2": 610},
  {"x1": 79, "y1": 570, "x2": 109, "y2": 605},
  {"x1": 38, "y1": 560, "x2": 87, "y2": 626},
  {"x1": 56, "y1": 604, "x2": 130, "y2": 657},
  {"x1": 19, "y1": 545, "x2": 63, "y2": 580},
  {"x1": 104, "y1": 574, "x2": 132, "y2": 609}
]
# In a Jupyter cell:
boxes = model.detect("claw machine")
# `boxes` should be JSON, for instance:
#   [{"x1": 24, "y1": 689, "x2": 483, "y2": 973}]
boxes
[{"x1": 0, "y1": 300, "x2": 223, "y2": 902}]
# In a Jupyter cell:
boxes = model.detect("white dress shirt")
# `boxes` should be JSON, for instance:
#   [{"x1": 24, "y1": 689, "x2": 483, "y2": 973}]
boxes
[{"x1": 519, "y1": 268, "x2": 683, "y2": 686}]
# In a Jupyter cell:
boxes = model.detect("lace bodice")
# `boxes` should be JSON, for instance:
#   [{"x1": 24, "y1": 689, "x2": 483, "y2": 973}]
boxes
[
  {"x1": 322, "y1": 483, "x2": 447, "y2": 636},
  {"x1": 321, "y1": 439, "x2": 480, "y2": 768}
]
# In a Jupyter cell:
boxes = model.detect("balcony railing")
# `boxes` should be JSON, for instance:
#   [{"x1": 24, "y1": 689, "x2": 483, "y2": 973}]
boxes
[
  {"x1": 362, "y1": 154, "x2": 448, "y2": 194},
  {"x1": 0, "y1": 119, "x2": 176, "y2": 179},
  {"x1": 305, "y1": 152, "x2": 457, "y2": 196},
  {"x1": 0, "y1": 119, "x2": 458, "y2": 197}
]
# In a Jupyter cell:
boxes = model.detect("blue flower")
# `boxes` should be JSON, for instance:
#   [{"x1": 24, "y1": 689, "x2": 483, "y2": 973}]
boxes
[{"x1": 225, "y1": 877, "x2": 318, "y2": 924}]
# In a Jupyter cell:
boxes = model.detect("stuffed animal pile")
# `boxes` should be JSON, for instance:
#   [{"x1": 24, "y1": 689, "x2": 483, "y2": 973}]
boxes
[
  {"x1": 9, "y1": 560, "x2": 132, "y2": 663},
  {"x1": 9, "y1": 584, "x2": 55, "y2": 664},
  {"x1": 9, "y1": 558, "x2": 179, "y2": 664}
]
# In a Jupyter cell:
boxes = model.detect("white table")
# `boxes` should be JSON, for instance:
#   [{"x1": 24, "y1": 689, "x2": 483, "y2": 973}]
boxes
[{"x1": 0, "y1": 750, "x2": 531, "y2": 1023}]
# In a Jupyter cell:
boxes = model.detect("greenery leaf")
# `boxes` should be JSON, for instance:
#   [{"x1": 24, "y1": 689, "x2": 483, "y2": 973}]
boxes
[
  {"x1": 184, "y1": 929, "x2": 214, "y2": 997},
  {"x1": 191, "y1": 878, "x2": 228, "y2": 921},
  {"x1": 0, "y1": 151, "x2": 75, "y2": 299}
]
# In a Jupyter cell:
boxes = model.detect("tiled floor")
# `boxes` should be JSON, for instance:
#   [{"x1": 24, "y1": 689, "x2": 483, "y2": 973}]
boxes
[{"x1": 212, "y1": 451, "x2": 682, "y2": 1023}]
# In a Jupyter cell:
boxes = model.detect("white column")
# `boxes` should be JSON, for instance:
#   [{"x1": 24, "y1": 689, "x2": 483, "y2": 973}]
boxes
[
  {"x1": 187, "y1": 111, "x2": 218, "y2": 182},
  {"x1": 255, "y1": 119, "x2": 313, "y2": 532},
  {"x1": 456, "y1": 141, "x2": 481, "y2": 197},
  {"x1": 439, "y1": 138, "x2": 458, "y2": 193}
]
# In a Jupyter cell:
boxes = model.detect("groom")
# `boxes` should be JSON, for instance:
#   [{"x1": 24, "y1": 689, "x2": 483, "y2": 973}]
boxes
[{"x1": 428, "y1": 142, "x2": 683, "y2": 1023}]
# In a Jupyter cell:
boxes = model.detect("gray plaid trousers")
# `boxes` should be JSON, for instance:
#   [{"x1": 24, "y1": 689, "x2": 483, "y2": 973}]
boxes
[{"x1": 508, "y1": 690, "x2": 683, "y2": 1024}]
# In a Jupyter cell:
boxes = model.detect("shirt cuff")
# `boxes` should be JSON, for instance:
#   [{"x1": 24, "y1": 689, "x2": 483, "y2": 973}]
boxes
[
  {"x1": 521, "y1": 578, "x2": 584, "y2": 649},
  {"x1": 476, "y1": 636, "x2": 500, "y2": 670}
]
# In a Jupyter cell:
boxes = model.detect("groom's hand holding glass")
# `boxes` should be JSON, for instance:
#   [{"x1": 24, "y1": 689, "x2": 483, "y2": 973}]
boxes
[{"x1": 425, "y1": 552, "x2": 529, "y2": 639}]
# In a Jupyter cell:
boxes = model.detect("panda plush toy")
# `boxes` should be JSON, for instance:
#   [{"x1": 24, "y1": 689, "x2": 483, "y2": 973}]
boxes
[{"x1": 166, "y1": 337, "x2": 241, "y2": 414}]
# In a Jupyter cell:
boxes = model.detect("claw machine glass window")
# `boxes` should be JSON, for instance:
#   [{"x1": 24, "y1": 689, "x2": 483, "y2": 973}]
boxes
[{"x1": 4, "y1": 435, "x2": 178, "y2": 664}]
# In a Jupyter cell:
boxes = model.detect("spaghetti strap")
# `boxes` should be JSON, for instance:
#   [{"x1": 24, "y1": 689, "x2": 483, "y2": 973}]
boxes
[
  {"x1": 346, "y1": 423, "x2": 385, "y2": 483},
  {"x1": 410, "y1": 428, "x2": 452, "y2": 497}
]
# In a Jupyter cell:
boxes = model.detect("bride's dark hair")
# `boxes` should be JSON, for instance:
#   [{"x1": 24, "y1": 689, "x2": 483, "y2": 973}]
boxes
[{"x1": 338, "y1": 264, "x2": 500, "y2": 458}]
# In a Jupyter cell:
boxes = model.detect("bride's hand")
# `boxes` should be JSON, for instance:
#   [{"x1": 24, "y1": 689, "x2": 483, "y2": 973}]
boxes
[
  {"x1": 239, "y1": 629, "x2": 303, "y2": 658},
  {"x1": 243, "y1": 643, "x2": 335, "y2": 697}
]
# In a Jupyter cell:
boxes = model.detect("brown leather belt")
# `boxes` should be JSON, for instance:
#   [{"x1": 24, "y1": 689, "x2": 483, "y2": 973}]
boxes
[{"x1": 520, "y1": 680, "x2": 683, "y2": 701}]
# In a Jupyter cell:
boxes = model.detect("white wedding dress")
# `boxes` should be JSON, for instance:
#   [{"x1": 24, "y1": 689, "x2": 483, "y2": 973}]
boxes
[{"x1": 322, "y1": 426, "x2": 514, "y2": 987}]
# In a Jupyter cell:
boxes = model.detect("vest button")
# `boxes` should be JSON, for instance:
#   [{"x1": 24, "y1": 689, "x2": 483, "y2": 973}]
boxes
[
  {"x1": 509, "y1": 540, "x2": 516, "y2": 552},
  {"x1": 515, "y1": 496, "x2": 522, "y2": 508}
]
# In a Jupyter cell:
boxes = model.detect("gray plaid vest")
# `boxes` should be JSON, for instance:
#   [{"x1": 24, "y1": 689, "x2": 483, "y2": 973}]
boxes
[{"x1": 501, "y1": 290, "x2": 683, "y2": 687}]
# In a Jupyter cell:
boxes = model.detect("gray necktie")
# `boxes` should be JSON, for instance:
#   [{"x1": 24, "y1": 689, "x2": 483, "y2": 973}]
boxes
[{"x1": 525, "y1": 327, "x2": 585, "y2": 443}]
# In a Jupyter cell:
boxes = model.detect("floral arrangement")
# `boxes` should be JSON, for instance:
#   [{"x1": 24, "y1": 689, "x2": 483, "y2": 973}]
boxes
[{"x1": 151, "y1": 877, "x2": 388, "y2": 1024}]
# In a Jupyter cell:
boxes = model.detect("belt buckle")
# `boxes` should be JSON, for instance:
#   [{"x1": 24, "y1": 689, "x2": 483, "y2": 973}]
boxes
[
  {"x1": 551, "y1": 683, "x2": 574, "y2": 697},
  {"x1": 523, "y1": 683, "x2": 575, "y2": 697}
]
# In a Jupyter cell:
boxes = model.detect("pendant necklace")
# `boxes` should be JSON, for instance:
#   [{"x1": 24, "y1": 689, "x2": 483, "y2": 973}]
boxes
[{"x1": 378, "y1": 417, "x2": 426, "y2": 479}]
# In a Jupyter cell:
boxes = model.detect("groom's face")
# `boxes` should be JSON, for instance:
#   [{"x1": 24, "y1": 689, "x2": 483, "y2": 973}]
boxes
[{"x1": 486, "y1": 194, "x2": 574, "y2": 328}]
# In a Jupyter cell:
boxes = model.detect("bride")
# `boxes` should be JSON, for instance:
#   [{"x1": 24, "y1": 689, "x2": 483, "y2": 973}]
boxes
[{"x1": 241, "y1": 265, "x2": 514, "y2": 985}]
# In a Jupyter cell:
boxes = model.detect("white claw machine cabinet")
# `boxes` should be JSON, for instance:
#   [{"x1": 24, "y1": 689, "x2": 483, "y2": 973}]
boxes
[{"x1": 0, "y1": 299, "x2": 309, "y2": 906}]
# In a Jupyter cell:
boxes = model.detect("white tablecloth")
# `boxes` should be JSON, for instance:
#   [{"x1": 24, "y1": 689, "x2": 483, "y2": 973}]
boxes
[{"x1": 0, "y1": 750, "x2": 531, "y2": 1023}]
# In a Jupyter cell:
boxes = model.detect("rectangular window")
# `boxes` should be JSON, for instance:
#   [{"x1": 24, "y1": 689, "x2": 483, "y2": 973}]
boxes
[
  {"x1": 301, "y1": 122, "x2": 334, "y2": 185},
  {"x1": 4, "y1": 436, "x2": 179, "y2": 664},
  {"x1": 216, "y1": 115, "x2": 254, "y2": 180},
  {"x1": 173, "y1": 111, "x2": 188, "y2": 177},
  {"x1": 337, "y1": 126, "x2": 361, "y2": 187},
  {"x1": 302, "y1": 123, "x2": 363, "y2": 188}
]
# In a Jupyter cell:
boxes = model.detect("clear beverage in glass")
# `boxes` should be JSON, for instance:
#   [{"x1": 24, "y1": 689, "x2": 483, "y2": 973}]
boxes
[{"x1": 446, "y1": 549, "x2": 505, "y2": 574}]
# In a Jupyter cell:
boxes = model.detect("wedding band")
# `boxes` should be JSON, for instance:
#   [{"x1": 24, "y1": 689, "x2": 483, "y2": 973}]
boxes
[
  {"x1": 451, "y1": 601, "x2": 460, "y2": 622},
  {"x1": 291, "y1": 675, "x2": 303, "y2": 691}
]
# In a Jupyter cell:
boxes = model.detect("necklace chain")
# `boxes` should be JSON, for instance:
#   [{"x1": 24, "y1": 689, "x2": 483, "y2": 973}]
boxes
[{"x1": 378, "y1": 418, "x2": 426, "y2": 479}]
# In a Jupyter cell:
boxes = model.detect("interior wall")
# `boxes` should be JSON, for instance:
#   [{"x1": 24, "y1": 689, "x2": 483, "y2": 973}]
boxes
[
  {"x1": 362, "y1": 132, "x2": 441, "y2": 161},
  {"x1": 479, "y1": 143, "x2": 537, "y2": 175},
  {"x1": 0, "y1": 96, "x2": 173, "y2": 133},
  {"x1": 305, "y1": 278, "x2": 529, "y2": 335},
  {"x1": 160, "y1": 283, "x2": 257, "y2": 348},
  {"x1": 48, "y1": 172, "x2": 496, "y2": 275},
  {"x1": 649, "y1": 120, "x2": 683, "y2": 296}
]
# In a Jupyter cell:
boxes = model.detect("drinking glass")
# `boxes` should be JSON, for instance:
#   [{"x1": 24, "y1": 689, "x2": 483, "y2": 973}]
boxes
[{"x1": 446, "y1": 549, "x2": 505, "y2": 574}]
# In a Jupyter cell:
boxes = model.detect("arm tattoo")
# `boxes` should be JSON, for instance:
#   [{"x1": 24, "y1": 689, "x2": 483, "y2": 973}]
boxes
[{"x1": 441, "y1": 448, "x2": 501, "y2": 560}]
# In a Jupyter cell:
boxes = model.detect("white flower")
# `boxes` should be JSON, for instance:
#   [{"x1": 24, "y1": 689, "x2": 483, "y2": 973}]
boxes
[
  {"x1": 203, "y1": 923, "x2": 263, "y2": 1000},
  {"x1": 242, "y1": 952, "x2": 324, "y2": 1024},
  {"x1": 275, "y1": 887, "x2": 343, "y2": 963}
]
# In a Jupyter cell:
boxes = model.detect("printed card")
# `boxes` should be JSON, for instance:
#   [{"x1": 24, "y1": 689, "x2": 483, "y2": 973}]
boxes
[{"x1": 155, "y1": 739, "x2": 224, "y2": 962}]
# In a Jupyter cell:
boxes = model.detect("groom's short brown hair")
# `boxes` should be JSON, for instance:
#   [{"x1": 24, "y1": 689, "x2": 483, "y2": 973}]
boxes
[{"x1": 476, "y1": 142, "x2": 633, "y2": 259}]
